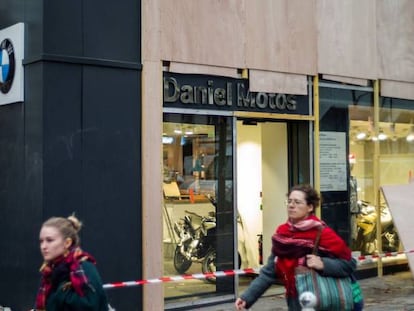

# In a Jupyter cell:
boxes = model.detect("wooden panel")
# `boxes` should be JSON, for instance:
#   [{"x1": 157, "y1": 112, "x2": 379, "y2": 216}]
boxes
[
  {"x1": 142, "y1": 60, "x2": 164, "y2": 310},
  {"x1": 160, "y1": 0, "x2": 245, "y2": 68},
  {"x1": 169, "y1": 62, "x2": 239, "y2": 78},
  {"x1": 250, "y1": 70, "x2": 308, "y2": 95},
  {"x1": 317, "y1": 0, "x2": 377, "y2": 79},
  {"x1": 322, "y1": 74, "x2": 369, "y2": 87},
  {"x1": 381, "y1": 80, "x2": 414, "y2": 101},
  {"x1": 381, "y1": 183, "x2": 414, "y2": 277},
  {"x1": 377, "y1": 1, "x2": 414, "y2": 82},
  {"x1": 142, "y1": 0, "x2": 161, "y2": 61},
  {"x1": 245, "y1": 0, "x2": 317, "y2": 75}
]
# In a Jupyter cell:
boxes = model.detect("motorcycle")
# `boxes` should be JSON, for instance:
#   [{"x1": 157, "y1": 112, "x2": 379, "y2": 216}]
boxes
[
  {"x1": 354, "y1": 200, "x2": 399, "y2": 255},
  {"x1": 173, "y1": 209, "x2": 217, "y2": 282}
]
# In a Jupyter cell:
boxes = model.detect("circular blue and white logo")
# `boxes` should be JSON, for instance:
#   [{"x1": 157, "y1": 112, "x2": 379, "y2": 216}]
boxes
[{"x1": 0, "y1": 38, "x2": 15, "y2": 94}]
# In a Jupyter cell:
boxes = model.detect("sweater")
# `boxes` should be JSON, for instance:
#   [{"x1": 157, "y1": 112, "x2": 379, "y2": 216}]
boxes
[{"x1": 45, "y1": 261, "x2": 108, "y2": 311}]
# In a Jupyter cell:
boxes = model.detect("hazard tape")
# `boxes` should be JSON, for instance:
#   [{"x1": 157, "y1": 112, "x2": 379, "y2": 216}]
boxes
[
  {"x1": 102, "y1": 249, "x2": 414, "y2": 289},
  {"x1": 356, "y1": 249, "x2": 414, "y2": 262},
  {"x1": 103, "y1": 268, "x2": 260, "y2": 289}
]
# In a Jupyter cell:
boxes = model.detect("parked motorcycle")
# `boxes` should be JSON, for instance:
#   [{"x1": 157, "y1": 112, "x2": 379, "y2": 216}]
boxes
[
  {"x1": 173, "y1": 209, "x2": 217, "y2": 282},
  {"x1": 354, "y1": 200, "x2": 399, "y2": 255}
]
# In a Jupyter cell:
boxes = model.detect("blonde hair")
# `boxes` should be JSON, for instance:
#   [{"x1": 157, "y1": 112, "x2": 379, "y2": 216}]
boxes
[{"x1": 42, "y1": 214, "x2": 82, "y2": 247}]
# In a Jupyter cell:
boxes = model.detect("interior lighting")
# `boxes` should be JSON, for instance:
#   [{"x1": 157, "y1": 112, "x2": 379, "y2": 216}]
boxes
[
  {"x1": 407, "y1": 125, "x2": 414, "y2": 142},
  {"x1": 356, "y1": 132, "x2": 367, "y2": 140},
  {"x1": 378, "y1": 129, "x2": 387, "y2": 141}
]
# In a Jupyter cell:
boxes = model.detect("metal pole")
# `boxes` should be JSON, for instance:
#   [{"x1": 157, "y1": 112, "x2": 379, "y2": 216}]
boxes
[{"x1": 373, "y1": 79, "x2": 383, "y2": 276}]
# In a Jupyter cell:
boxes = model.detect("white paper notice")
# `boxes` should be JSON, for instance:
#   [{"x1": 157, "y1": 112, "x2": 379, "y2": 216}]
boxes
[{"x1": 319, "y1": 131, "x2": 347, "y2": 191}]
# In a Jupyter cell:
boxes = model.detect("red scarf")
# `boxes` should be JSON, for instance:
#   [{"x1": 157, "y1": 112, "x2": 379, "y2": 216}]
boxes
[
  {"x1": 272, "y1": 215, "x2": 351, "y2": 297},
  {"x1": 35, "y1": 247, "x2": 96, "y2": 310}
]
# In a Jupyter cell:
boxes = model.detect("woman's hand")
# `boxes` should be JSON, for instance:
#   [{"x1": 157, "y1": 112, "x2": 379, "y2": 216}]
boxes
[
  {"x1": 306, "y1": 254, "x2": 324, "y2": 271},
  {"x1": 235, "y1": 297, "x2": 247, "y2": 310}
]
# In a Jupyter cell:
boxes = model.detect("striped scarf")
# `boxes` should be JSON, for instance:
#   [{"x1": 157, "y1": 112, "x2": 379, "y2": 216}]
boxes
[{"x1": 35, "y1": 247, "x2": 96, "y2": 310}]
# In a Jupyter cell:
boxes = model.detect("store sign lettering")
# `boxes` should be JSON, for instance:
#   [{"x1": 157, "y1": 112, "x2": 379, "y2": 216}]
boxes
[{"x1": 164, "y1": 77, "x2": 297, "y2": 112}]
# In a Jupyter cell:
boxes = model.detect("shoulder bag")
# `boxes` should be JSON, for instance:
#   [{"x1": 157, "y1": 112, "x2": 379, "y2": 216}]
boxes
[{"x1": 294, "y1": 227, "x2": 354, "y2": 311}]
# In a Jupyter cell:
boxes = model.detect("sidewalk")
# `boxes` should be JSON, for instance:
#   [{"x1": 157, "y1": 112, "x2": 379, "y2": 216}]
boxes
[{"x1": 196, "y1": 271, "x2": 414, "y2": 310}]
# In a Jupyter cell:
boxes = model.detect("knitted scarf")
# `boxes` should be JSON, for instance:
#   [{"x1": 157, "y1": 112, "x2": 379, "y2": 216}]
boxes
[
  {"x1": 35, "y1": 247, "x2": 96, "y2": 310},
  {"x1": 272, "y1": 215, "x2": 351, "y2": 297}
]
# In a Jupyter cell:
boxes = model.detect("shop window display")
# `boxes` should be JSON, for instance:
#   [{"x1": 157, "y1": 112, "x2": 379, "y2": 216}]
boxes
[
  {"x1": 349, "y1": 102, "x2": 414, "y2": 256},
  {"x1": 162, "y1": 114, "x2": 234, "y2": 302},
  {"x1": 320, "y1": 84, "x2": 412, "y2": 263}
]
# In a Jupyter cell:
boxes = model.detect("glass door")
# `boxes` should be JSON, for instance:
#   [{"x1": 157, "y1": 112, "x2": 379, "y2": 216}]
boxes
[{"x1": 163, "y1": 113, "x2": 235, "y2": 305}]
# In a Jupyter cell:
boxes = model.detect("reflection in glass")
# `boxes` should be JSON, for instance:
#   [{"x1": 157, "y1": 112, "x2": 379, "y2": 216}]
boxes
[{"x1": 162, "y1": 114, "x2": 234, "y2": 304}]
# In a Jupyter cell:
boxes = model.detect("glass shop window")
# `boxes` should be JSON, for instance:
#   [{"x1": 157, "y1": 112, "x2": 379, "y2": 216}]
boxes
[
  {"x1": 162, "y1": 113, "x2": 235, "y2": 304},
  {"x1": 349, "y1": 99, "x2": 414, "y2": 257}
]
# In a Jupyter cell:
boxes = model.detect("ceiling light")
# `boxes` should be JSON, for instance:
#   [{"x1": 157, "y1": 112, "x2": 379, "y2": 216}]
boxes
[
  {"x1": 407, "y1": 125, "x2": 414, "y2": 142},
  {"x1": 378, "y1": 129, "x2": 387, "y2": 141},
  {"x1": 356, "y1": 132, "x2": 367, "y2": 140}
]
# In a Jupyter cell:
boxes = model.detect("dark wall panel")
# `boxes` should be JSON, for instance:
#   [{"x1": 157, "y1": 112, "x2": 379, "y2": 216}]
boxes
[
  {"x1": 43, "y1": 0, "x2": 83, "y2": 56},
  {"x1": 81, "y1": 66, "x2": 141, "y2": 308},
  {"x1": 43, "y1": 1, "x2": 141, "y2": 62},
  {"x1": 83, "y1": 0, "x2": 141, "y2": 62},
  {"x1": 43, "y1": 63, "x2": 83, "y2": 214},
  {"x1": 0, "y1": 62, "x2": 45, "y2": 309},
  {"x1": 1, "y1": 0, "x2": 142, "y2": 309}
]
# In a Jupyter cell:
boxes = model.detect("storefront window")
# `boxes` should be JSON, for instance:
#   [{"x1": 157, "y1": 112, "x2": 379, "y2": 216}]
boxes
[
  {"x1": 319, "y1": 85, "x2": 373, "y2": 244},
  {"x1": 349, "y1": 98, "x2": 414, "y2": 258},
  {"x1": 321, "y1": 82, "x2": 412, "y2": 271},
  {"x1": 162, "y1": 113, "x2": 234, "y2": 303}
]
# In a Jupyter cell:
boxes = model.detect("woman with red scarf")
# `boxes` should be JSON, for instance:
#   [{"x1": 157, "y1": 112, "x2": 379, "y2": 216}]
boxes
[
  {"x1": 32, "y1": 215, "x2": 108, "y2": 311},
  {"x1": 235, "y1": 184, "x2": 359, "y2": 311}
]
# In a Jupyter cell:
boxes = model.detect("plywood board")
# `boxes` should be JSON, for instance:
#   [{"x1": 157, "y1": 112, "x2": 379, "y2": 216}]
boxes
[
  {"x1": 377, "y1": 1, "x2": 414, "y2": 82},
  {"x1": 249, "y1": 70, "x2": 308, "y2": 95},
  {"x1": 245, "y1": 0, "x2": 317, "y2": 75},
  {"x1": 381, "y1": 183, "x2": 414, "y2": 277},
  {"x1": 160, "y1": 0, "x2": 245, "y2": 68},
  {"x1": 317, "y1": 0, "x2": 377, "y2": 79}
]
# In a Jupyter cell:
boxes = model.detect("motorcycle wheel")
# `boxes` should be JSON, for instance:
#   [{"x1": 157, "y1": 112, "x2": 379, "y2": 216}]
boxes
[
  {"x1": 173, "y1": 246, "x2": 192, "y2": 274},
  {"x1": 202, "y1": 248, "x2": 216, "y2": 284}
]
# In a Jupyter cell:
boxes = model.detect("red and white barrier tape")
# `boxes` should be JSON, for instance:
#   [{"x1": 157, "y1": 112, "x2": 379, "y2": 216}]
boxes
[
  {"x1": 355, "y1": 249, "x2": 414, "y2": 262},
  {"x1": 103, "y1": 268, "x2": 260, "y2": 289},
  {"x1": 103, "y1": 249, "x2": 414, "y2": 289}
]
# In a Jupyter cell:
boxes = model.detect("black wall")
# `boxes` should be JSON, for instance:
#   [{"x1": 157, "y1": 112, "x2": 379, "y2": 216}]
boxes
[{"x1": 0, "y1": 1, "x2": 142, "y2": 309}]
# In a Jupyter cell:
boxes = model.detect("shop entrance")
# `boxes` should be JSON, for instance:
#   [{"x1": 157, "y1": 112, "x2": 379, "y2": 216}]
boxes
[
  {"x1": 236, "y1": 119, "x2": 289, "y2": 271},
  {"x1": 236, "y1": 118, "x2": 311, "y2": 293}
]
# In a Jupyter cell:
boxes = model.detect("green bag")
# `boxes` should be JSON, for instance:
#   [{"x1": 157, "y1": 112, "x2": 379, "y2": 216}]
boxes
[
  {"x1": 295, "y1": 266, "x2": 354, "y2": 310},
  {"x1": 295, "y1": 227, "x2": 354, "y2": 310}
]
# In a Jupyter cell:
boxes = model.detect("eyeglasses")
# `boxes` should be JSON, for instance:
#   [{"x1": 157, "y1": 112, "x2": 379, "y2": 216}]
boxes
[{"x1": 285, "y1": 199, "x2": 306, "y2": 206}]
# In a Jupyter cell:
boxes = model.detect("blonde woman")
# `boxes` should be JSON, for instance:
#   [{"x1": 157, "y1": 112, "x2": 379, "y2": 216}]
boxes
[{"x1": 34, "y1": 215, "x2": 108, "y2": 310}]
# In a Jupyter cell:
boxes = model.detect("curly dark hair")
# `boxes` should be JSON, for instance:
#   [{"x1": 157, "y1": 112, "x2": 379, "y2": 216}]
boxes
[{"x1": 287, "y1": 184, "x2": 321, "y2": 213}]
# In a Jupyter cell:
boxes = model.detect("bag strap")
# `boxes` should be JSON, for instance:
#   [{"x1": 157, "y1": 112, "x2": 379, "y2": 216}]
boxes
[{"x1": 312, "y1": 226, "x2": 323, "y2": 255}]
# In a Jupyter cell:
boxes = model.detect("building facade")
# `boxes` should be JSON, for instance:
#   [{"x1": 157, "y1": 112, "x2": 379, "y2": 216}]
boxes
[{"x1": 1, "y1": 0, "x2": 414, "y2": 310}]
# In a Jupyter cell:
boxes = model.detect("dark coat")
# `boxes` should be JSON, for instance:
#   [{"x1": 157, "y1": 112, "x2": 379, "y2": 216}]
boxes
[{"x1": 45, "y1": 261, "x2": 108, "y2": 311}]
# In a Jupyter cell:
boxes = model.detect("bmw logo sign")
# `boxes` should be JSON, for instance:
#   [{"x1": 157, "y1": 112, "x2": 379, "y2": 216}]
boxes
[{"x1": 0, "y1": 38, "x2": 15, "y2": 94}]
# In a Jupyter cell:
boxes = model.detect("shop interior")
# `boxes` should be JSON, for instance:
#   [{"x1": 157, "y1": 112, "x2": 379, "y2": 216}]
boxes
[
  {"x1": 162, "y1": 104, "x2": 414, "y2": 304},
  {"x1": 348, "y1": 105, "x2": 414, "y2": 268},
  {"x1": 162, "y1": 117, "x2": 289, "y2": 303}
]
